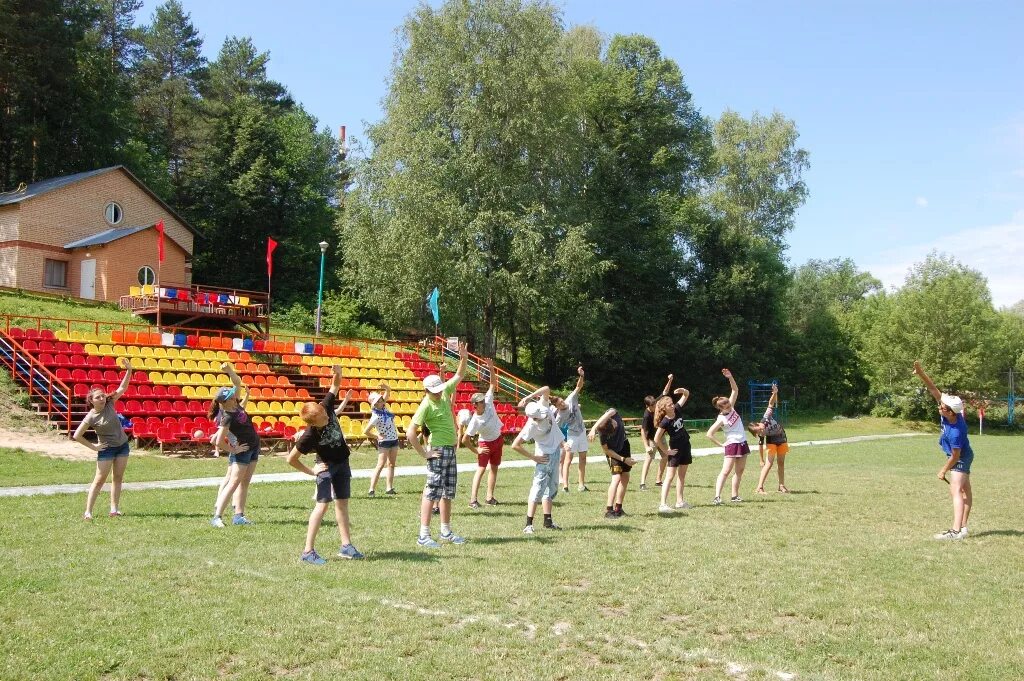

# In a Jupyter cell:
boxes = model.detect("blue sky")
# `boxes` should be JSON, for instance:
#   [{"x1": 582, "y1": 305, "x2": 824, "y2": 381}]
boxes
[{"x1": 142, "y1": 0, "x2": 1024, "y2": 306}]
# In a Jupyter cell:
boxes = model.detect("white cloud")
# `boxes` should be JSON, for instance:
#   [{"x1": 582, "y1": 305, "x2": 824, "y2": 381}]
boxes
[
  {"x1": 915, "y1": 196, "x2": 929, "y2": 208},
  {"x1": 863, "y1": 214, "x2": 1024, "y2": 309}
]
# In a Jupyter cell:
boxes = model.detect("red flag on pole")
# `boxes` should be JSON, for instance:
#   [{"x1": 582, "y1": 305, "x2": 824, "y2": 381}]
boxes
[
  {"x1": 266, "y1": 237, "x2": 278, "y2": 278},
  {"x1": 154, "y1": 220, "x2": 165, "y2": 262}
]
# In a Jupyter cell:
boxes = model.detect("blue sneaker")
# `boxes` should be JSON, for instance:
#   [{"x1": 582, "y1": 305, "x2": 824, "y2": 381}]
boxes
[
  {"x1": 232, "y1": 514, "x2": 252, "y2": 526},
  {"x1": 439, "y1": 531, "x2": 466, "y2": 545},
  {"x1": 417, "y1": 535, "x2": 440, "y2": 549},
  {"x1": 338, "y1": 544, "x2": 365, "y2": 560},
  {"x1": 210, "y1": 516, "x2": 224, "y2": 528},
  {"x1": 301, "y1": 550, "x2": 326, "y2": 565}
]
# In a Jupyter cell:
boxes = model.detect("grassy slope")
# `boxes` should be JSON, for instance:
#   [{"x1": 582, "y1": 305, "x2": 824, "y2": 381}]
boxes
[{"x1": 0, "y1": 436, "x2": 1021, "y2": 680}]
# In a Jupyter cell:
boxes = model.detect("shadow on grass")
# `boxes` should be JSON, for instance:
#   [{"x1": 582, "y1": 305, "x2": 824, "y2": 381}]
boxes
[
  {"x1": 472, "y1": 535, "x2": 555, "y2": 546},
  {"x1": 971, "y1": 529, "x2": 1024, "y2": 538},
  {"x1": 784, "y1": 490, "x2": 820, "y2": 495},
  {"x1": 572, "y1": 523, "x2": 637, "y2": 532},
  {"x1": 131, "y1": 511, "x2": 211, "y2": 519},
  {"x1": 370, "y1": 551, "x2": 441, "y2": 562}
]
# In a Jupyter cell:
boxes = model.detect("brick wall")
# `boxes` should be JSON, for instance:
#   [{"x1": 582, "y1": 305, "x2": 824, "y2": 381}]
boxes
[
  {"x1": 0, "y1": 168, "x2": 193, "y2": 300},
  {"x1": 17, "y1": 169, "x2": 193, "y2": 254}
]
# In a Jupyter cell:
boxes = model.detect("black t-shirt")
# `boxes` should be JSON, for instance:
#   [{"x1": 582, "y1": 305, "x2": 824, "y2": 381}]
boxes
[
  {"x1": 659, "y1": 414, "x2": 691, "y2": 450},
  {"x1": 599, "y1": 413, "x2": 627, "y2": 454},
  {"x1": 218, "y1": 407, "x2": 259, "y2": 449},
  {"x1": 641, "y1": 394, "x2": 670, "y2": 438},
  {"x1": 295, "y1": 391, "x2": 351, "y2": 465}
]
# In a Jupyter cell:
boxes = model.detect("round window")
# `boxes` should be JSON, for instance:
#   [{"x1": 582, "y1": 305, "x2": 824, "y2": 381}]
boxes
[
  {"x1": 137, "y1": 266, "x2": 155, "y2": 286},
  {"x1": 105, "y1": 202, "x2": 123, "y2": 225}
]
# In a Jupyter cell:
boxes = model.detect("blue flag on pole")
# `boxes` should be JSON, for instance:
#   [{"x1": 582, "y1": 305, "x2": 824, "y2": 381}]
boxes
[{"x1": 426, "y1": 287, "x2": 440, "y2": 325}]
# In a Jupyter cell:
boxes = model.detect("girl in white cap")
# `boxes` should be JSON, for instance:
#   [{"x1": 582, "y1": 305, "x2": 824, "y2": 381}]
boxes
[
  {"x1": 913, "y1": 361, "x2": 974, "y2": 540},
  {"x1": 512, "y1": 387, "x2": 565, "y2": 533},
  {"x1": 362, "y1": 383, "x2": 399, "y2": 496}
]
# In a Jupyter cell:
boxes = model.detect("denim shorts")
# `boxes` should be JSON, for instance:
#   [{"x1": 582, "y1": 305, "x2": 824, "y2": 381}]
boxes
[
  {"x1": 378, "y1": 439, "x2": 399, "y2": 451},
  {"x1": 229, "y1": 444, "x2": 260, "y2": 466},
  {"x1": 97, "y1": 442, "x2": 130, "y2": 461}
]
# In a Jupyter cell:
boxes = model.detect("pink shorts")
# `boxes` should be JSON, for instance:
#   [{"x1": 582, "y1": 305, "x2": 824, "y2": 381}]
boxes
[
  {"x1": 724, "y1": 442, "x2": 750, "y2": 458},
  {"x1": 477, "y1": 437, "x2": 504, "y2": 467}
]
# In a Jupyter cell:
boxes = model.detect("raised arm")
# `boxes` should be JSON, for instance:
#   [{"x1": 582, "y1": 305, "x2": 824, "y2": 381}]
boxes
[
  {"x1": 723, "y1": 368, "x2": 738, "y2": 407},
  {"x1": 661, "y1": 373, "x2": 674, "y2": 396},
  {"x1": 674, "y1": 387, "x2": 690, "y2": 409},
  {"x1": 328, "y1": 364, "x2": 342, "y2": 396},
  {"x1": 769, "y1": 384, "x2": 779, "y2": 409},
  {"x1": 588, "y1": 408, "x2": 617, "y2": 441},
  {"x1": 334, "y1": 389, "x2": 353, "y2": 416},
  {"x1": 912, "y1": 361, "x2": 942, "y2": 403},
  {"x1": 220, "y1": 362, "x2": 243, "y2": 390},
  {"x1": 517, "y1": 385, "x2": 551, "y2": 408},
  {"x1": 109, "y1": 356, "x2": 133, "y2": 401},
  {"x1": 488, "y1": 359, "x2": 498, "y2": 393},
  {"x1": 452, "y1": 341, "x2": 469, "y2": 382},
  {"x1": 570, "y1": 365, "x2": 584, "y2": 397},
  {"x1": 380, "y1": 381, "x2": 391, "y2": 403}
]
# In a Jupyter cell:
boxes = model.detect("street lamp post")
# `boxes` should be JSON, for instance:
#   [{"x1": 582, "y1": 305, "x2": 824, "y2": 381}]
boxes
[{"x1": 315, "y1": 240, "x2": 328, "y2": 340}]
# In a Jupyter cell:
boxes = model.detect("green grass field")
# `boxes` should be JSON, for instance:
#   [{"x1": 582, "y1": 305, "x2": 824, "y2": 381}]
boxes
[{"x1": 1, "y1": 432, "x2": 1022, "y2": 680}]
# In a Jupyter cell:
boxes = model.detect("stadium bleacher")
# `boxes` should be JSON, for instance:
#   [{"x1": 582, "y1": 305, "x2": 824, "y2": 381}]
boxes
[{"x1": 1, "y1": 323, "x2": 526, "y2": 453}]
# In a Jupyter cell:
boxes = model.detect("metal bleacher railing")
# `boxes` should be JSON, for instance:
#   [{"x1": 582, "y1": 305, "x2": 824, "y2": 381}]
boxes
[{"x1": 0, "y1": 330, "x2": 72, "y2": 433}]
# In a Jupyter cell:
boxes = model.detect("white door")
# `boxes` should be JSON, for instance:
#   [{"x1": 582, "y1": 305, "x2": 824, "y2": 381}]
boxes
[{"x1": 80, "y1": 259, "x2": 96, "y2": 299}]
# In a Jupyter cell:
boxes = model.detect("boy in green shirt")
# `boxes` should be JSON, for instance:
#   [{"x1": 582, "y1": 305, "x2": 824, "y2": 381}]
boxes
[{"x1": 407, "y1": 341, "x2": 469, "y2": 548}]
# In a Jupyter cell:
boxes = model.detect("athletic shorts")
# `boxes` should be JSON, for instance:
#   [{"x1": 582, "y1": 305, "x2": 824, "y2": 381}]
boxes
[
  {"x1": 606, "y1": 439, "x2": 632, "y2": 474},
  {"x1": 565, "y1": 432, "x2": 588, "y2": 454},
  {"x1": 316, "y1": 462, "x2": 352, "y2": 502},
  {"x1": 724, "y1": 442, "x2": 750, "y2": 458},
  {"x1": 378, "y1": 439, "x2": 399, "y2": 451},
  {"x1": 424, "y1": 446, "x2": 457, "y2": 500},
  {"x1": 97, "y1": 441, "x2": 130, "y2": 461},
  {"x1": 666, "y1": 440, "x2": 692, "y2": 467},
  {"x1": 950, "y1": 454, "x2": 973, "y2": 474},
  {"x1": 766, "y1": 442, "x2": 789, "y2": 457},
  {"x1": 477, "y1": 437, "x2": 504, "y2": 467}
]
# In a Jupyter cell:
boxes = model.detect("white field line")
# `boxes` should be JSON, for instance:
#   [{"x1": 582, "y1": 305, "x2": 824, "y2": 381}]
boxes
[
  {"x1": 0, "y1": 432, "x2": 924, "y2": 498},
  {"x1": 220, "y1": 562, "x2": 799, "y2": 679}
]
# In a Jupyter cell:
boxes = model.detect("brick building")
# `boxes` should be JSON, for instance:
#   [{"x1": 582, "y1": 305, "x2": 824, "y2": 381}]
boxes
[{"x1": 0, "y1": 166, "x2": 194, "y2": 302}]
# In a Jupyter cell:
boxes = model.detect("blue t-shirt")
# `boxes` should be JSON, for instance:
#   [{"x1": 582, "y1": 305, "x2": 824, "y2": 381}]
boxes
[{"x1": 939, "y1": 413, "x2": 973, "y2": 462}]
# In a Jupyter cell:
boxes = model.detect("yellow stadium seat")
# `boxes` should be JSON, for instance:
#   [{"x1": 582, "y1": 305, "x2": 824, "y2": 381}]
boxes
[
  {"x1": 169, "y1": 359, "x2": 185, "y2": 370},
  {"x1": 281, "y1": 400, "x2": 295, "y2": 412},
  {"x1": 195, "y1": 386, "x2": 212, "y2": 400},
  {"x1": 255, "y1": 401, "x2": 271, "y2": 414},
  {"x1": 183, "y1": 360, "x2": 198, "y2": 371},
  {"x1": 269, "y1": 402, "x2": 284, "y2": 414},
  {"x1": 152, "y1": 347, "x2": 166, "y2": 358},
  {"x1": 359, "y1": 401, "x2": 370, "y2": 414},
  {"x1": 186, "y1": 373, "x2": 200, "y2": 384},
  {"x1": 147, "y1": 371, "x2": 162, "y2": 384},
  {"x1": 83, "y1": 343, "x2": 99, "y2": 355},
  {"x1": 264, "y1": 416, "x2": 277, "y2": 425},
  {"x1": 252, "y1": 416, "x2": 264, "y2": 427},
  {"x1": 156, "y1": 358, "x2": 171, "y2": 370},
  {"x1": 196, "y1": 360, "x2": 211, "y2": 372},
  {"x1": 203, "y1": 374, "x2": 218, "y2": 386},
  {"x1": 141, "y1": 284, "x2": 154, "y2": 295}
]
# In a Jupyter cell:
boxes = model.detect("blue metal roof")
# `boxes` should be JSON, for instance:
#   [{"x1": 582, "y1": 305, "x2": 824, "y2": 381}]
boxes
[
  {"x1": 0, "y1": 168, "x2": 117, "y2": 206},
  {"x1": 64, "y1": 225, "x2": 152, "y2": 249}
]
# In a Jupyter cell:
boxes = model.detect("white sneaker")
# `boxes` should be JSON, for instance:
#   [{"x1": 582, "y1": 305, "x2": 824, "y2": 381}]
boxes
[
  {"x1": 210, "y1": 516, "x2": 225, "y2": 528},
  {"x1": 658, "y1": 504, "x2": 674, "y2": 514},
  {"x1": 523, "y1": 525, "x2": 535, "y2": 535},
  {"x1": 958, "y1": 526, "x2": 969, "y2": 538},
  {"x1": 675, "y1": 501, "x2": 692, "y2": 509},
  {"x1": 933, "y1": 529, "x2": 962, "y2": 541}
]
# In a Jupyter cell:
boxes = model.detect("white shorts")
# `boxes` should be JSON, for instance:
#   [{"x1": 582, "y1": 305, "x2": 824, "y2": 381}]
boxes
[{"x1": 565, "y1": 432, "x2": 588, "y2": 454}]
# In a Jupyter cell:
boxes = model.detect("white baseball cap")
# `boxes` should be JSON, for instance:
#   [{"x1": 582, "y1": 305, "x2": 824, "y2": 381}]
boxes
[
  {"x1": 423, "y1": 375, "x2": 445, "y2": 394},
  {"x1": 940, "y1": 393, "x2": 964, "y2": 414},
  {"x1": 367, "y1": 392, "x2": 384, "y2": 408},
  {"x1": 457, "y1": 408, "x2": 471, "y2": 426},
  {"x1": 524, "y1": 401, "x2": 548, "y2": 419}
]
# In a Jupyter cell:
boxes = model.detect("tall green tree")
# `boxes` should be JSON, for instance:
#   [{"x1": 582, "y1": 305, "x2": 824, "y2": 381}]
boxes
[
  {"x1": 342, "y1": 0, "x2": 610, "y2": 381},
  {"x1": 856, "y1": 253, "x2": 1002, "y2": 417},
  {"x1": 785, "y1": 258, "x2": 881, "y2": 410},
  {"x1": 134, "y1": 0, "x2": 206, "y2": 204}
]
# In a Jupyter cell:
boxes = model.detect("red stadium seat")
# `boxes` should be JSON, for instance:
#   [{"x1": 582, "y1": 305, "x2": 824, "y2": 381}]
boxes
[
  {"x1": 24, "y1": 329, "x2": 39, "y2": 339},
  {"x1": 87, "y1": 369, "x2": 104, "y2": 382},
  {"x1": 85, "y1": 356, "x2": 101, "y2": 368},
  {"x1": 137, "y1": 384, "x2": 153, "y2": 397},
  {"x1": 172, "y1": 400, "x2": 188, "y2": 414},
  {"x1": 55, "y1": 368, "x2": 72, "y2": 381},
  {"x1": 166, "y1": 385, "x2": 182, "y2": 397},
  {"x1": 72, "y1": 368, "x2": 88, "y2": 382},
  {"x1": 151, "y1": 385, "x2": 167, "y2": 397},
  {"x1": 73, "y1": 384, "x2": 89, "y2": 398},
  {"x1": 39, "y1": 329, "x2": 55, "y2": 340},
  {"x1": 157, "y1": 400, "x2": 173, "y2": 412},
  {"x1": 22, "y1": 339, "x2": 39, "y2": 352},
  {"x1": 102, "y1": 370, "x2": 118, "y2": 382},
  {"x1": 38, "y1": 353, "x2": 55, "y2": 365},
  {"x1": 8, "y1": 328, "x2": 24, "y2": 339},
  {"x1": 39, "y1": 340, "x2": 55, "y2": 352},
  {"x1": 188, "y1": 401, "x2": 204, "y2": 414},
  {"x1": 100, "y1": 356, "x2": 116, "y2": 368}
]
